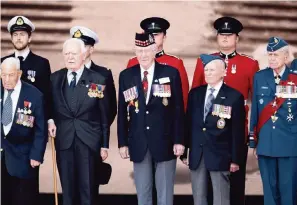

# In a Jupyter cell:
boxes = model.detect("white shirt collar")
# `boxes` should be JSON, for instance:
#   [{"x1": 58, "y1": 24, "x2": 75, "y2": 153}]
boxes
[
  {"x1": 85, "y1": 60, "x2": 92, "y2": 69},
  {"x1": 207, "y1": 80, "x2": 223, "y2": 94},
  {"x1": 15, "y1": 46, "x2": 30, "y2": 61},
  {"x1": 140, "y1": 61, "x2": 155, "y2": 76},
  {"x1": 273, "y1": 65, "x2": 286, "y2": 77},
  {"x1": 67, "y1": 65, "x2": 85, "y2": 77}
]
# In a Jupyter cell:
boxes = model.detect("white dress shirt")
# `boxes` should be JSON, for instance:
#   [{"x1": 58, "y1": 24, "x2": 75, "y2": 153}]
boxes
[
  {"x1": 15, "y1": 46, "x2": 30, "y2": 61},
  {"x1": 140, "y1": 62, "x2": 155, "y2": 105},
  {"x1": 67, "y1": 66, "x2": 84, "y2": 85},
  {"x1": 85, "y1": 60, "x2": 92, "y2": 69},
  {"x1": 204, "y1": 80, "x2": 224, "y2": 109},
  {"x1": 3, "y1": 80, "x2": 22, "y2": 135}
]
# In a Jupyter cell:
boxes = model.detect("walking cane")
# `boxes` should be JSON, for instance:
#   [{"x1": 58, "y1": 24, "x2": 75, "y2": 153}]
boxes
[{"x1": 50, "y1": 136, "x2": 59, "y2": 205}]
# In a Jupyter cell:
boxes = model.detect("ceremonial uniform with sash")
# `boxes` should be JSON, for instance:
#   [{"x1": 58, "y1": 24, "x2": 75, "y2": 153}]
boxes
[
  {"x1": 249, "y1": 37, "x2": 297, "y2": 205},
  {"x1": 118, "y1": 33, "x2": 184, "y2": 205},
  {"x1": 191, "y1": 17, "x2": 259, "y2": 205},
  {"x1": 126, "y1": 17, "x2": 189, "y2": 111}
]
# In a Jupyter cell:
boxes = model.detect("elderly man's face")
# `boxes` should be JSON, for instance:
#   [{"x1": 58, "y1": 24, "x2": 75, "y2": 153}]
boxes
[
  {"x1": 204, "y1": 60, "x2": 226, "y2": 85},
  {"x1": 11, "y1": 31, "x2": 31, "y2": 51},
  {"x1": 268, "y1": 50, "x2": 287, "y2": 70},
  {"x1": 63, "y1": 42, "x2": 85, "y2": 70},
  {"x1": 1, "y1": 62, "x2": 22, "y2": 90},
  {"x1": 217, "y1": 33, "x2": 238, "y2": 51},
  {"x1": 135, "y1": 45, "x2": 155, "y2": 69}
]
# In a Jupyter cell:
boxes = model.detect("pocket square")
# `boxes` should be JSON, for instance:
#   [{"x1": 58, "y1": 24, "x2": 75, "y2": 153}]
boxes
[
  {"x1": 220, "y1": 96, "x2": 226, "y2": 99},
  {"x1": 159, "y1": 77, "x2": 170, "y2": 84}
]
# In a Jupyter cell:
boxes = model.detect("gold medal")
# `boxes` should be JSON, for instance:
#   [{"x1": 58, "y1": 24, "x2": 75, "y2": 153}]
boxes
[
  {"x1": 217, "y1": 118, "x2": 225, "y2": 129},
  {"x1": 162, "y1": 97, "x2": 168, "y2": 106},
  {"x1": 135, "y1": 100, "x2": 139, "y2": 113},
  {"x1": 31, "y1": 77, "x2": 35, "y2": 82}
]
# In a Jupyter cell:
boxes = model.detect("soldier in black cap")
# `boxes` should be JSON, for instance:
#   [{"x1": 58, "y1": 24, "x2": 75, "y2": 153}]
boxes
[
  {"x1": 191, "y1": 16, "x2": 260, "y2": 205},
  {"x1": 1, "y1": 15, "x2": 53, "y2": 205}
]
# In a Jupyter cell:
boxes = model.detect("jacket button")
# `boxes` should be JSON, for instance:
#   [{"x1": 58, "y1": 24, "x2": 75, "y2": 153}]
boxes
[
  {"x1": 203, "y1": 128, "x2": 206, "y2": 131},
  {"x1": 146, "y1": 111, "x2": 149, "y2": 114},
  {"x1": 200, "y1": 144, "x2": 203, "y2": 147},
  {"x1": 146, "y1": 126, "x2": 150, "y2": 130}
]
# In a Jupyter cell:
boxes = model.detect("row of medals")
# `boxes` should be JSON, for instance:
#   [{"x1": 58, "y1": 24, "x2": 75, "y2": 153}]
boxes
[
  {"x1": 88, "y1": 89, "x2": 104, "y2": 98},
  {"x1": 27, "y1": 70, "x2": 36, "y2": 82}
]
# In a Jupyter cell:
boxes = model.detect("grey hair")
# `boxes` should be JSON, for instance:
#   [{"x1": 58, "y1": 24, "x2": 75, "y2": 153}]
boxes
[
  {"x1": 278, "y1": 45, "x2": 289, "y2": 57},
  {"x1": 62, "y1": 38, "x2": 86, "y2": 54},
  {"x1": 1, "y1": 57, "x2": 20, "y2": 70}
]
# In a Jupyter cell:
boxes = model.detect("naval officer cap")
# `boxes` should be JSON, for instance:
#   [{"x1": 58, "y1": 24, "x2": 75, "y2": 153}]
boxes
[
  {"x1": 7, "y1": 16, "x2": 35, "y2": 34},
  {"x1": 135, "y1": 33, "x2": 155, "y2": 47},
  {"x1": 267, "y1": 37, "x2": 288, "y2": 52},
  {"x1": 200, "y1": 54, "x2": 226, "y2": 68},
  {"x1": 140, "y1": 17, "x2": 170, "y2": 34},
  {"x1": 70, "y1": 26, "x2": 99, "y2": 46},
  {"x1": 214, "y1": 16, "x2": 243, "y2": 35}
]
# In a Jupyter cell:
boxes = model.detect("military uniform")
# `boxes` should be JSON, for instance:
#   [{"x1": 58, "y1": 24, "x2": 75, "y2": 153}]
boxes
[
  {"x1": 191, "y1": 17, "x2": 259, "y2": 205},
  {"x1": 249, "y1": 37, "x2": 297, "y2": 205},
  {"x1": 126, "y1": 17, "x2": 189, "y2": 111},
  {"x1": 290, "y1": 58, "x2": 297, "y2": 73}
]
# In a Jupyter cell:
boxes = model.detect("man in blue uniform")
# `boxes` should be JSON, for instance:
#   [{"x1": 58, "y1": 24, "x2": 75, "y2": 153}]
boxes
[
  {"x1": 1, "y1": 57, "x2": 47, "y2": 205},
  {"x1": 183, "y1": 54, "x2": 245, "y2": 205},
  {"x1": 249, "y1": 37, "x2": 297, "y2": 205},
  {"x1": 118, "y1": 33, "x2": 185, "y2": 205}
]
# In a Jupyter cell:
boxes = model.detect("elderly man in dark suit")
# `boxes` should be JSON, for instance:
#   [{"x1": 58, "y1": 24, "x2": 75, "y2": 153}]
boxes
[
  {"x1": 50, "y1": 38, "x2": 110, "y2": 205},
  {"x1": 117, "y1": 33, "x2": 185, "y2": 205},
  {"x1": 1, "y1": 57, "x2": 47, "y2": 205},
  {"x1": 182, "y1": 54, "x2": 245, "y2": 205}
]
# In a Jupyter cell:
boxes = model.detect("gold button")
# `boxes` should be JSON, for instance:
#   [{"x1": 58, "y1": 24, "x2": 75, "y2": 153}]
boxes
[
  {"x1": 203, "y1": 128, "x2": 206, "y2": 131},
  {"x1": 0, "y1": 148, "x2": 3, "y2": 152}
]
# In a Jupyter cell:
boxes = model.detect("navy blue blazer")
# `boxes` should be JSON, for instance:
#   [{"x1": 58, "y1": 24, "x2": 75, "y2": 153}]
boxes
[
  {"x1": 1, "y1": 81, "x2": 47, "y2": 179},
  {"x1": 117, "y1": 62, "x2": 185, "y2": 163},
  {"x1": 186, "y1": 83, "x2": 245, "y2": 171}
]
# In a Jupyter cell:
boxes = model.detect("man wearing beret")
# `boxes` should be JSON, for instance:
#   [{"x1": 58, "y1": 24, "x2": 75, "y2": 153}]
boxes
[
  {"x1": 191, "y1": 16, "x2": 259, "y2": 205},
  {"x1": 249, "y1": 37, "x2": 297, "y2": 205},
  {"x1": 126, "y1": 17, "x2": 189, "y2": 111},
  {"x1": 118, "y1": 33, "x2": 185, "y2": 205},
  {"x1": 1, "y1": 15, "x2": 53, "y2": 200},
  {"x1": 183, "y1": 54, "x2": 245, "y2": 205}
]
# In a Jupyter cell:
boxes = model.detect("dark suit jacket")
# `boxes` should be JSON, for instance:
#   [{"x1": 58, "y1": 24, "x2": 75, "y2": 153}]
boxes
[
  {"x1": 89, "y1": 61, "x2": 117, "y2": 126},
  {"x1": 117, "y1": 61, "x2": 184, "y2": 163},
  {"x1": 50, "y1": 68, "x2": 110, "y2": 152},
  {"x1": 1, "y1": 81, "x2": 47, "y2": 179},
  {"x1": 186, "y1": 83, "x2": 245, "y2": 171},
  {"x1": 1, "y1": 51, "x2": 52, "y2": 119}
]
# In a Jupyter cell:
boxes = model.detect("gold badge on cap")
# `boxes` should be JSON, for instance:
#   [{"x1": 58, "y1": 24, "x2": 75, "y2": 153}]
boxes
[
  {"x1": 16, "y1": 17, "x2": 24, "y2": 25},
  {"x1": 74, "y1": 29, "x2": 82, "y2": 38},
  {"x1": 274, "y1": 37, "x2": 278, "y2": 43}
]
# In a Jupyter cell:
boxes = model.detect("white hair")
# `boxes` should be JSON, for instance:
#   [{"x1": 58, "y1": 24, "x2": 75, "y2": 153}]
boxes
[
  {"x1": 1, "y1": 57, "x2": 20, "y2": 70},
  {"x1": 62, "y1": 38, "x2": 86, "y2": 54},
  {"x1": 278, "y1": 45, "x2": 290, "y2": 57}
]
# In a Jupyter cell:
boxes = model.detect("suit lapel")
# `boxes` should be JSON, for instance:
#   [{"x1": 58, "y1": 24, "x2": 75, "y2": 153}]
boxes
[
  {"x1": 132, "y1": 65, "x2": 146, "y2": 107},
  {"x1": 266, "y1": 68, "x2": 276, "y2": 93},
  {"x1": 147, "y1": 62, "x2": 162, "y2": 105},
  {"x1": 281, "y1": 66, "x2": 289, "y2": 81},
  {"x1": 75, "y1": 68, "x2": 90, "y2": 115},
  {"x1": 199, "y1": 86, "x2": 207, "y2": 120},
  {"x1": 59, "y1": 69, "x2": 71, "y2": 113}
]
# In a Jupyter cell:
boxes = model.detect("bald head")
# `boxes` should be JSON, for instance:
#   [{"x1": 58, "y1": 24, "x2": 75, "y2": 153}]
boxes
[
  {"x1": 204, "y1": 59, "x2": 226, "y2": 87},
  {"x1": 63, "y1": 38, "x2": 86, "y2": 71},
  {"x1": 1, "y1": 57, "x2": 22, "y2": 89}
]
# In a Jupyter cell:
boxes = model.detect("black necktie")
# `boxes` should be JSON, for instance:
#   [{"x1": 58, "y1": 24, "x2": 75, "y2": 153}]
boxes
[{"x1": 70, "y1": 72, "x2": 77, "y2": 89}]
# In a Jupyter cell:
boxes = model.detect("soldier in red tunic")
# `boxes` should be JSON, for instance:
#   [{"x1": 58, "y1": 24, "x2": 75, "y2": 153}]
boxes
[
  {"x1": 126, "y1": 17, "x2": 189, "y2": 110},
  {"x1": 191, "y1": 16, "x2": 259, "y2": 205}
]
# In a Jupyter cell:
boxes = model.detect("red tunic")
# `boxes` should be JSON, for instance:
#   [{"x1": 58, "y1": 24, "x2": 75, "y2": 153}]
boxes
[{"x1": 126, "y1": 50, "x2": 189, "y2": 111}]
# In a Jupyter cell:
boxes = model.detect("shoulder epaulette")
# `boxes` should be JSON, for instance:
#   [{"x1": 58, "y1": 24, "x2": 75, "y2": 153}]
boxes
[
  {"x1": 166, "y1": 53, "x2": 181, "y2": 60},
  {"x1": 239, "y1": 53, "x2": 256, "y2": 61}
]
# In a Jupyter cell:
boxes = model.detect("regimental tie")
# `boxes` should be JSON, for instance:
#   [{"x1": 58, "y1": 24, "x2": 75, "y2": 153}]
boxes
[
  {"x1": 142, "y1": 71, "x2": 149, "y2": 100},
  {"x1": 204, "y1": 87, "x2": 215, "y2": 121},
  {"x1": 70, "y1": 72, "x2": 77, "y2": 89},
  {"x1": 2, "y1": 89, "x2": 14, "y2": 126}
]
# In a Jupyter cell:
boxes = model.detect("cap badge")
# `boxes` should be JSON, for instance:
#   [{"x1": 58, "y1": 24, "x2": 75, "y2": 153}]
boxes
[
  {"x1": 224, "y1": 22, "x2": 228, "y2": 29},
  {"x1": 74, "y1": 29, "x2": 82, "y2": 38},
  {"x1": 274, "y1": 37, "x2": 278, "y2": 43},
  {"x1": 16, "y1": 17, "x2": 24, "y2": 25}
]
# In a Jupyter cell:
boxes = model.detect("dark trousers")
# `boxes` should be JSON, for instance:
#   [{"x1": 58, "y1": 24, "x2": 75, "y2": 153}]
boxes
[
  {"x1": 230, "y1": 145, "x2": 248, "y2": 205},
  {"x1": 57, "y1": 137, "x2": 98, "y2": 205},
  {"x1": 1, "y1": 153, "x2": 38, "y2": 205}
]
